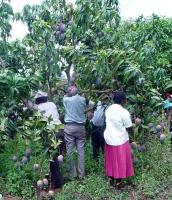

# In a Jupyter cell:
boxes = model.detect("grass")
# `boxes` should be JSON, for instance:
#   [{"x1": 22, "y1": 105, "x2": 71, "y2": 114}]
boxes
[
  {"x1": 1, "y1": 126, "x2": 172, "y2": 199},
  {"x1": 55, "y1": 131, "x2": 172, "y2": 200}
]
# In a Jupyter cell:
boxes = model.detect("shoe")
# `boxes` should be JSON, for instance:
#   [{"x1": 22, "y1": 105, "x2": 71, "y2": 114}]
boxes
[
  {"x1": 115, "y1": 181, "x2": 125, "y2": 191},
  {"x1": 109, "y1": 179, "x2": 115, "y2": 186},
  {"x1": 77, "y1": 176, "x2": 85, "y2": 181}
]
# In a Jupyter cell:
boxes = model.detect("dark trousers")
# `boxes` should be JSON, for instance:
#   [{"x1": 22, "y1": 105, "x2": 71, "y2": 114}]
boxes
[
  {"x1": 170, "y1": 125, "x2": 172, "y2": 141},
  {"x1": 50, "y1": 158, "x2": 63, "y2": 188},
  {"x1": 170, "y1": 125, "x2": 172, "y2": 132},
  {"x1": 50, "y1": 129, "x2": 65, "y2": 188},
  {"x1": 91, "y1": 124, "x2": 105, "y2": 160}
]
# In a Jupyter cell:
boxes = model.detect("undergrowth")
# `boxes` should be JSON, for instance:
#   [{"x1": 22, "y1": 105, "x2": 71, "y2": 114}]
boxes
[
  {"x1": 55, "y1": 133, "x2": 172, "y2": 200},
  {"x1": 1, "y1": 130, "x2": 172, "y2": 199}
]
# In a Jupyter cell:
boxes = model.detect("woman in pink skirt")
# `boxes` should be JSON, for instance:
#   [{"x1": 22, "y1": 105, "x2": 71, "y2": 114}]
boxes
[{"x1": 104, "y1": 91, "x2": 134, "y2": 189}]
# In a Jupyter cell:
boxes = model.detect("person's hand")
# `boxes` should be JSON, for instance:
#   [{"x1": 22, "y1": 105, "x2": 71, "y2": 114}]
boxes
[{"x1": 87, "y1": 111, "x2": 94, "y2": 120}]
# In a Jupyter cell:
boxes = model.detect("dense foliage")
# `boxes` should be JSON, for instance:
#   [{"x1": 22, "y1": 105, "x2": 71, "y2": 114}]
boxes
[{"x1": 0, "y1": 0, "x2": 172, "y2": 199}]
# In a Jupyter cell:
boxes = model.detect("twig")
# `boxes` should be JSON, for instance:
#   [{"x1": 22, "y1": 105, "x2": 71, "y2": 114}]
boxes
[{"x1": 80, "y1": 89, "x2": 112, "y2": 94}]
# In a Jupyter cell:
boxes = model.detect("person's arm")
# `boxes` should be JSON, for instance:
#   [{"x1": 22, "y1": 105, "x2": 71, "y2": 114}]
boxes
[
  {"x1": 85, "y1": 99, "x2": 96, "y2": 113},
  {"x1": 59, "y1": 114, "x2": 65, "y2": 124},
  {"x1": 87, "y1": 111, "x2": 94, "y2": 120},
  {"x1": 86, "y1": 98, "x2": 89, "y2": 106},
  {"x1": 126, "y1": 127, "x2": 134, "y2": 143},
  {"x1": 63, "y1": 95, "x2": 68, "y2": 107},
  {"x1": 123, "y1": 110, "x2": 133, "y2": 142},
  {"x1": 126, "y1": 127, "x2": 133, "y2": 134}
]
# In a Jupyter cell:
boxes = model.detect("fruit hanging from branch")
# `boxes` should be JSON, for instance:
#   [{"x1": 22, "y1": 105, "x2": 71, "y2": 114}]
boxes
[
  {"x1": 148, "y1": 123, "x2": 154, "y2": 129},
  {"x1": 160, "y1": 134, "x2": 166, "y2": 144},
  {"x1": 12, "y1": 155, "x2": 18, "y2": 163},
  {"x1": 48, "y1": 190, "x2": 54, "y2": 197},
  {"x1": 57, "y1": 155, "x2": 63, "y2": 163},
  {"x1": 25, "y1": 148, "x2": 32, "y2": 157},
  {"x1": 37, "y1": 180, "x2": 43, "y2": 189},
  {"x1": 134, "y1": 118, "x2": 141, "y2": 125},
  {"x1": 56, "y1": 20, "x2": 67, "y2": 43},
  {"x1": 33, "y1": 164, "x2": 40, "y2": 171},
  {"x1": 138, "y1": 145, "x2": 146, "y2": 152},
  {"x1": 156, "y1": 124, "x2": 162, "y2": 132},
  {"x1": 21, "y1": 156, "x2": 28, "y2": 164},
  {"x1": 43, "y1": 178, "x2": 48, "y2": 186},
  {"x1": 131, "y1": 142, "x2": 137, "y2": 149}
]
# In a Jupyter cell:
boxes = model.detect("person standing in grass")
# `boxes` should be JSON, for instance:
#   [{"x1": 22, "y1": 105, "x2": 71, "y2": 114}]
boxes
[
  {"x1": 63, "y1": 86, "x2": 87, "y2": 179},
  {"x1": 34, "y1": 91, "x2": 63, "y2": 190},
  {"x1": 90, "y1": 100, "x2": 106, "y2": 161},
  {"x1": 104, "y1": 90, "x2": 134, "y2": 190}
]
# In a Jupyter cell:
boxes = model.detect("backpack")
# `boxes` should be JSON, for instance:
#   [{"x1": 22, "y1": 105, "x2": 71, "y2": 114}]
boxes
[{"x1": 92, "y1": 102, "x2": 106, "y2": 127}]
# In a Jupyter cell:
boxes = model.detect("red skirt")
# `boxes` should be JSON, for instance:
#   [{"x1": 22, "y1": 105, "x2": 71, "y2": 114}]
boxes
[{"x1": 104, "y1": 141, "x2": 134, "y2": 179}]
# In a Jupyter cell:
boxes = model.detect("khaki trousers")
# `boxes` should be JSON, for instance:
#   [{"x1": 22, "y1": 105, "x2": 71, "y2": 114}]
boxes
[{"x1": 64, "y1": 124, "x2": 85, "y2": 178}]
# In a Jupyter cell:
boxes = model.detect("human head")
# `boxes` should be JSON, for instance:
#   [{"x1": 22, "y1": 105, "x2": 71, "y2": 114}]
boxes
[
  {"x1": 34, "y1": 91, "x2": 48, "y2": 105},
  {"x1": 113, "y1": 90, "x2": 126, "y2": 105},
  {"x1": 67, "y1": 86, "x2": 78, "y2": 97}
]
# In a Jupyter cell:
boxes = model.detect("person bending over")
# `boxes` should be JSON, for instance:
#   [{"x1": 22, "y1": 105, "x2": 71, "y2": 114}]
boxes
[{"x1": 35, "y1": 91, "x2": 64, "y2": 190}]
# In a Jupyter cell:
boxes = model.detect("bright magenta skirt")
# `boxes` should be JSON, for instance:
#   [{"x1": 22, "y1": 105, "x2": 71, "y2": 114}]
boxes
[{"x1": 104, "y1": 141, "x2": 134, "y2": 179}]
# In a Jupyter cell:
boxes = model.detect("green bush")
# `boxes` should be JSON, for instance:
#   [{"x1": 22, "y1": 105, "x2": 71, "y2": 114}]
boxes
[{"x1": 0, "y1": 136, "x2": 49, "y2": 199}]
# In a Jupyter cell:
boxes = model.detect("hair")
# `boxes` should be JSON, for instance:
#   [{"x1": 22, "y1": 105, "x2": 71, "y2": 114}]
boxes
[
  {"x1": 67, "y1": 86, "x2": 78, "y2": 97},
  {"x1": 113, "y1": 90, "x2": 126, "y2": 104},
  {"x1": 35, "y1": 96, "x2": 48, "y2": 105}
]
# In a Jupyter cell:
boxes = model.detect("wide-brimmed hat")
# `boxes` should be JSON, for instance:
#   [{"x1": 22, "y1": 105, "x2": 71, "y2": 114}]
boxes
[{"x1": 34, "y1": 91, "x2": 48, "y2": 99}]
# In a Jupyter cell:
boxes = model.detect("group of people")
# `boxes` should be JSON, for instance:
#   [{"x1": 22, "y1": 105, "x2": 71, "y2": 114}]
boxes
[{"x1": 33, "y1": 86, "x2": 135, "y2": 191}]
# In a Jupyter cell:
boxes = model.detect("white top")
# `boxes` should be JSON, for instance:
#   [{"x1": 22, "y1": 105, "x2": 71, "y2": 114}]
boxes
[
  {"x1": 37, "y1": 102, "x2": 61, "y2": 125},
  {"x1": 91, "y1": 101, "x2": 105, "y2": 127},
  {"x1": 104, "y1": 104, "x2": 132, "y2": 146}
]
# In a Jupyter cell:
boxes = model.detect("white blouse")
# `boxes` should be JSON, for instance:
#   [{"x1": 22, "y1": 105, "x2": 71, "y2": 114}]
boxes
[{"x1": 104, "y1": 104, "x2": 132, "y2": 146}]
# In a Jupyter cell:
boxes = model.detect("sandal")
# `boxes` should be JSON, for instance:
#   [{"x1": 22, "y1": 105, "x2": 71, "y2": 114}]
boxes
[
  {"x1": 109, "y1": 177, "x2": 115, "y2": 186},
  {"x1": 115, "y1": 181, "x2": 125, "y2": 190},
  {"x1": 109, "y1": 179, "x2": 115, "y2": 186}
]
